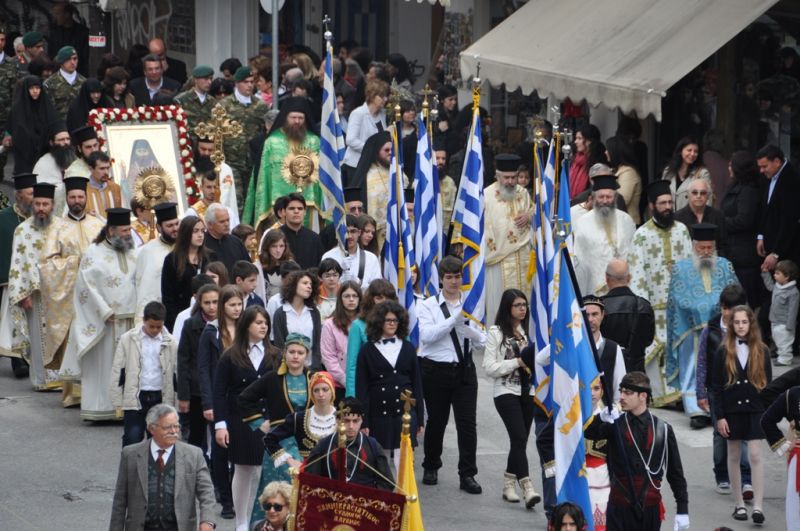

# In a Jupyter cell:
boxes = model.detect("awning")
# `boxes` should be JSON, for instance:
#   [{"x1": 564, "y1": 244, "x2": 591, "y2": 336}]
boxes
[{"x1": 460, "y1": 0, "x2": 777, "y2": 121}]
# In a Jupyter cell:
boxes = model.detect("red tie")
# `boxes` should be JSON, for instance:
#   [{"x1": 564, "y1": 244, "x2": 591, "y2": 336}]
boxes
[{"x1": 157, "y1": 449, "x2": 166, "y2": 471}]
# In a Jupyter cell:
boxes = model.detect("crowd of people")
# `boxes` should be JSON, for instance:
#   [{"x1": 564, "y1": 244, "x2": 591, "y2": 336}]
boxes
[{"x1": 2, "y1": 22, "x2": 800, "y2": 531}]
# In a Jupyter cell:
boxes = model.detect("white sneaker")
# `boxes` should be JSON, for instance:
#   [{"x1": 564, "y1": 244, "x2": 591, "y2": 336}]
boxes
[
  {"x1": 775, "y1": 357, "x2": 794, "y2": 367},
  {"x1": 715, "y1": 481, "x2": 731, "y2": 494}
]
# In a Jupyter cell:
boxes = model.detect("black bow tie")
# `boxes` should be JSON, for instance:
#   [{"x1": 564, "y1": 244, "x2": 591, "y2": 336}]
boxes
[
  {"x1": 738, "y1": 339, "x2": 747, "y2": 345},
  {"x1": 381, "y1": 338, "x2": 396, "y2": 344}
]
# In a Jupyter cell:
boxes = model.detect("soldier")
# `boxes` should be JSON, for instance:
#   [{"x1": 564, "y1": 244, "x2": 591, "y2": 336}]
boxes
[
  {"x1": 44, "y1": 46, "x2": 86, "y2": 120},
  {"x1": 16, "y1": 32, "x2": 47, "y2": 78},
  {"x1": 215, "y1": 66, "x2": 268, "y2": 212},
  {"x1": 175, "y1": 65, "x2": 216, "y2": 133},
  {"x1": 0, "y1": 27, "x2": 17, "y2": 181}
]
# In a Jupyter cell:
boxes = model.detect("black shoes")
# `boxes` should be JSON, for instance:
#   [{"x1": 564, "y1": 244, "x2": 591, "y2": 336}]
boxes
[
  {"x1": 689, "y1": 416, "x2": 711, "y2": 429},
  {"x1": 220, "y1": 506, "x2": 235, "y2": 519},
  {"x1": 11, "y1": 358, "x2": 29, "y2": 379},
  {"x1": 459, "y1": 476, "x2": 482, "y2": 494},
  {"x1": 422, "y1": 469, "x2": 438, "y2": 485},
  {"x1": 751, "y1": 509, "x2": 765, "y2": 525}
]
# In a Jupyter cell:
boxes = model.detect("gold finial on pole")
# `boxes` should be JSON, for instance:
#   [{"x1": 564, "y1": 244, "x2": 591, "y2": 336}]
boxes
[
  {"x1": 388, "y1": 79, "x2": 403, "y2": 123},
  {"x1": 195, "y1": 105, "x2": 244, "y2": 177},
  {"x1": 400, "y1": 390, "x2": 416, "y2": 435},
  {"x1": 335, "y1": 403, "x2": 351, "y2": 449}
]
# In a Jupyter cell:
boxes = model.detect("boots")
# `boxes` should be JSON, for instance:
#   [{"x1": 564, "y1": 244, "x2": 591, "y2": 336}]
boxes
[
  {"x1": 519, "y1": 477, "x2": 542, "y2": 509},
  {"x1": 502, "y1": 472, "x2": 520, "y2": 502}
]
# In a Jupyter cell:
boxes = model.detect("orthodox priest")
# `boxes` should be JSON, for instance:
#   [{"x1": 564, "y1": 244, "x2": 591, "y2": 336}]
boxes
[
  {"x1": 64, "y1": 125, "x2": 100, "y2": 178},
  {"x1": 628, "y1": 181, "x2": 693, "y2": 406},
  {"x1": 666, "y1": 223, "x2": 738, "y2": 424},
  {"x1": 0, "y1": 174, "x2": 35, "y2": 378},
  {"x1": 573, "y1": 171, "x2": 636, "y2": 296},
  {"x1": 483, "y1": 154, "x2": 533, "y2": 327},
  {"x1": 350, "y1": 131, "x2": 393, "y2": 251},
  {"x1": 60, "y1": 208, "x2": 137, "y2": 421},
  {"x1": 0, "y1": 183, "x2": 81, "y2": 398},
  {"x1": 251, "y1": 97, "x2": 324, "y2": 230},
  {"x1": 63, "y1": 177, "x2": 104, "y2": 250},
  {"x1": 133, "y1": 202, "x2": 179, "y2": 325}
]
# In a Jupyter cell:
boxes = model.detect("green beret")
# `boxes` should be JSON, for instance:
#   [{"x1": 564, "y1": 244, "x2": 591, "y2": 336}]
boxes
[
  {"x1": 233, "y1": 66, "x2": 252, "y2": 82},
  {"x1": 55, "y1": 46, "x2": 77, "y2": 64},
  {"x1": 22, "y1": 31, "x2": 44, "y2": 48},
  {"x1": 192, "y1": 65, "x2": 214, "y2": 78}
]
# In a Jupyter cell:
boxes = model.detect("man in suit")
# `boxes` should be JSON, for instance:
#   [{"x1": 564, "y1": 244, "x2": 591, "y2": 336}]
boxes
[
  {"x1": 756, "y1": 144, "x2": 800, "y2": 345},
  {"x1": 129, "y1": 54, "x2": 181, "y2": 106},
  {"x1": 148, "y1": 38, "x2": 188, "y2": 86},
  {"x1": 109, "y1": 403, "x2": 216, "y2": 530}
]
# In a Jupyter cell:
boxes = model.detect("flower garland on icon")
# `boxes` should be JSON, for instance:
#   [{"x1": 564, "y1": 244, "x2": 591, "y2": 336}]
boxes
[{"x1": 88, "y1": 105, "x2": 200, "y2": 205}]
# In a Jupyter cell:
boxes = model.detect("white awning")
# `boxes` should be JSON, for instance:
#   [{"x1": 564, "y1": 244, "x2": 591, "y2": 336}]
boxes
[{"x1": 460, "y1": 0, "x2": 777, "y2": 121}]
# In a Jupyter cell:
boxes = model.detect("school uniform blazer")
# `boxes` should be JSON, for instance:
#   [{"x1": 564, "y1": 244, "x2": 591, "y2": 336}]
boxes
[
  {"x1": 711, "y1": 344, "x2": 772, "y2": 419},
  {"x1": 196, "y1": 322, "x2": 223, "y2": 412}
]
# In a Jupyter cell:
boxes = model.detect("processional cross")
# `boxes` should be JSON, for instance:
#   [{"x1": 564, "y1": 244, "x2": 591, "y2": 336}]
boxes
[{"x1": 194, "y1": 106, "x2": 243, "y2": 176}]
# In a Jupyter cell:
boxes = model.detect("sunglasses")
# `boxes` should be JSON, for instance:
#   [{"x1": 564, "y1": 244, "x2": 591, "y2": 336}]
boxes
[
  {"x1": 689, "y1": 190, "x2": 708, "y2": 196},
  {"x1": 262, "y1": 502, "x2": 285, "y2": 512}
]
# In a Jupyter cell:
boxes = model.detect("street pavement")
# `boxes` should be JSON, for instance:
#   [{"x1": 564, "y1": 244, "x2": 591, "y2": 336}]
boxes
[{"x1": 0, "y1": 352, "x2": 791, "y2": 531}]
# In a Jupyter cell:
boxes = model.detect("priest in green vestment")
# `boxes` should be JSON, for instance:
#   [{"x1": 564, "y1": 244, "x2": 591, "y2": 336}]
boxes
[{"x1": 245, "y1": 97, "x2": 325, "y2": 231}]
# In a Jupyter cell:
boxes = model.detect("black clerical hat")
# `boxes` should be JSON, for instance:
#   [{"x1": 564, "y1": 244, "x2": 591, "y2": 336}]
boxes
[
  {"x1": 32, "y1": 183, "x2": 56, "y2": 199},
  {"x1": 343, "y1": 187, "x2": 361, "y2": 203},
  {"x1": 71, "y1": 125, "x2": 97, "y2": 145},
  {"x1": 13, "y1": 173, "x2": 37, "y2": 190},
  {"x1": 64, "y1": 177, "x2": 89, "y2": 192},
  {"x1": 154, "y1": 202, "x2": 178, "y2": 224},
  {"x1": 591, "y1": 174, "x2": 620, "y2": 191},
  {"x1": 646, "y1": 180, "x2": 672, "y2": 203},
  {"x1": 495, "y1": 153, "x2": 522, "y2": 173},
  {"x1": 106, "y1": 208, "x2": 131, "y2": 227},
  {"x1": 404, "y1": 187, "x2": 415, "y2": 204},
  {"x1": 691, "y1": 223, "x2": 717, "y2": 242}
]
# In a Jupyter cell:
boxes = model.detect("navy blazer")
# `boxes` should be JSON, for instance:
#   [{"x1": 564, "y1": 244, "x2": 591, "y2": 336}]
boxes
[{"x1": 197, "y1": 322, "x2": 223, "y2": 411}]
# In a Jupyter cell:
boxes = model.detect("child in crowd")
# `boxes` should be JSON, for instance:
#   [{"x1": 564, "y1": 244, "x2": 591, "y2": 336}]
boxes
[
  {"x1": 762, "y1": 259, "x2": 799, "y2": 366},
  {"x1": 233, "y1": 260, "x2": 264, "y2": 307}
]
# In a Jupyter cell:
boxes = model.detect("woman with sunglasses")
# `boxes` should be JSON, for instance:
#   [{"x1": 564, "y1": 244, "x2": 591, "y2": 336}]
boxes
[
  {"x1": 251, "y1": 481, "x2": 292, "y2": 531},
  {"x1": 483, "y1": 289, "x2": 540, "y2": 509}
]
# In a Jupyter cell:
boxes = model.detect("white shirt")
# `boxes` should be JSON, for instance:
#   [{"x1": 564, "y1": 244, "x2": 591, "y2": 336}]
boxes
[
  {"x1": 249, "y1": 342, "x2": 265, "y2": 369},
  {"x1": 375, "y1": 337, "x2": 402, "y2": 367},
  {"x1": 282, "y1": 302, "x2": 315, "y2": 350},
  {"x1": 150, "y1": 439, "x2": 174, "y2": 464},
  {"x1": 146, "y1": 77, "x2": 164, "y2": 99},
  {"x1": 266, "y1": 293, "x2": 282, "y2": 338},
  {"x1": 139, "y1": 328, "x2": 164, "y2": 391},
  {"x1": 60, "y1": 68, "x2": 78, "y2": 85},
  {"x1": 321, "y1": 246, "x2": 381, "y2": 289},
  {"x1": 736, "y1": 339, "x2": 749, "y2": 369},
  {"x1": 194, "y1": 89, "x2": 207, "y2": 104},
  {"x1": 234, "y1": 87, "x2": 251, "y2": 106},
  {"x1": 418, "y1": 293, "x2": 486, "y2": 363},
  {"x1": 172, "y1": 300, "x2": 194, "y2": 344}
]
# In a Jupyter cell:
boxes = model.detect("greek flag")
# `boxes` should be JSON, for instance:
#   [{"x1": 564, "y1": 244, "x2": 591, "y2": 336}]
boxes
[
  {"x1": 453, "y1": 107, "x2": 485, "y2": 326},
  {"x1": 318, "y1": 43, "x2": 347, "y2": 250},
  {"x1": 542, "y1": 140, "x2": 557, "y2": 220},
  {"x1": 554, "y1": 160, "x2": 574, "y2": 252},
  {"x1": 383, "y1": 131, "x2": 419, "y2": 346},
  {"x1": 413, "y1": 116, "x2": 440, "y2": 298},
  {"x1": 550, "y1": 248, "x2": 599, "y2": 531}
]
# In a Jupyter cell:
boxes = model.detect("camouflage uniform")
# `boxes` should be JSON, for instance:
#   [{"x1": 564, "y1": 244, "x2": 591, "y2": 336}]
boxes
[
  {"x1": 174, "y1": 89, "x2": 216, "y2": 135},
  {"x1": 215, "y1": 94, "x2": 268, "y2": 213},
  {"x1": 44, "y1": 70, "x2": 86, "y2": 121},
  {"x1": 0, "y1": 54, "x2": 17, "y2": 180}
]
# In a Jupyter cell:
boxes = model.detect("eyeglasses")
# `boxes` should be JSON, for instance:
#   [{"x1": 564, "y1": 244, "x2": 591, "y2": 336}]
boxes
[
  {"x1": 262, "y1": 502, "x2": 284, "y2": 512},
  {"x1": 157, "y1": 423, "x2": 181, "y2": 431},
  {"x1": 689, "y1": 190, "x2": 708, "y2": 196},
  {"x1": 512, "y1": 302, "x2": 528, "y2": 308},
  {"x1": 384, "y1": 318, "x2": 399, "y2": 324}
]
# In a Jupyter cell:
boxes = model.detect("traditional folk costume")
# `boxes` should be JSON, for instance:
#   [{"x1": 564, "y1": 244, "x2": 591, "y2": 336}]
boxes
[
  {"x1": 761, "y1": 386, "x2": 800, "y2": 531},
  {"x1": 0, "y1": 183, "x2": 82, "y2": 392},
  {"x1": 667, "y1": 224, "x2": 738, "y2": 419},
  {"x1": 60, "y1": 208, "x2": 137, "y2": 420},
  {"x1": 628, "y1": 181, "x2": 693, "y2": 406},
  {"x1": 573, "y1": 175, "x2": 636, "y2": 297},
  {"x1": 133, "y1": 203, "x2": 177, "y2": 326},
  {"x1": 586, "y1": 403, "x2": 610, "y2": 531}
]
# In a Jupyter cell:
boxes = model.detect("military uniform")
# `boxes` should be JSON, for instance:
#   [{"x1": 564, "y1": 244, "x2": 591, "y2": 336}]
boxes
[
  {"x1": 44, "y1": 70, "x2": 86, "y2": 121},
  {"x1": 215, "y1": 94, "x2": 268, "y2": 211},
  {"x1": 0, "y1": 53, "x2": 17, "y2": 179},
  {"x1": 174, "y1": 90, "x2": 215, "y2": 134}
]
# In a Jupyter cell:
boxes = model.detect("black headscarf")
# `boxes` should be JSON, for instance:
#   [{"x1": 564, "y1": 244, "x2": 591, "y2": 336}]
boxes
[
  {"x1": 349, "y1": 130, "x2": 392, "y2": 209},
  {"x1": 10, "y1": 76, "x2": 60, "y2": 173},
  {"x1": 67, "y1": 78, "x2": 111, "y2": 132}
]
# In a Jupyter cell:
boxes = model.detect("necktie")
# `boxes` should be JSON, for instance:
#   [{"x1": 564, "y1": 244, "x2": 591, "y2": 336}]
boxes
[{"x1": 156, "y1": 449, "x2": 166, "y2": 471}]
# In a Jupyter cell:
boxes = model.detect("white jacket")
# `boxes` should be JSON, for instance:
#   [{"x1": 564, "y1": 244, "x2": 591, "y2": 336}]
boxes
[{"x1": 110, "y1": 327, "x2": 178, "y2": 410}]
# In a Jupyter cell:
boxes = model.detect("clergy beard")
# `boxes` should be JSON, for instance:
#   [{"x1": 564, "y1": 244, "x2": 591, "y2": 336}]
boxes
[
  {"x1": 652, "y1": 209, "x2": 674, "y2": 228},
  {"x1": 108, "y1": 234, "x2": 135, "y2": 251},
  {"x1": 51, "y1": 144, "x2": 76, "y2": 170},
  {"x1": 32, "y1": 212, "x2": 53, "y2": 229},
  {"x1": 595, "y1": 204, "x2": 616, "y2": 232},
  {"x1": 693, "y1": 252, "x2": 717, "y2": 272},
  {"x1": 69, "y1": 202, "x2": 85, "y2": 217},
  {"x1": 283, "y1": 122, "x2": 307, "y2": 143},
  {"x1": 17, "y1": 202, "x2": 33, "y2": 216},
  {"x1": 498, "y1": 183, "x2": 517, "y2": 201},
  {"x1": 161, "y1": 232, "x2": 176, "y2": 245}
]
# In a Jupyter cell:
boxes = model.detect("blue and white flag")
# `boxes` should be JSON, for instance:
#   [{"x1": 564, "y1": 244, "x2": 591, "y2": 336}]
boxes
[
  {"x1": 318, "y1": 43, "x2": 347, "y2": 251},
  {"x1": 554, "y1": 158, "x2": 574, "y2": 252},
  {"x1": 542, "y1": 140, "x2": 557, "y2": 220},
  {"x1": 550, "y1": 248, "x2": 600, "y2": 531},
  {"x1": 453, "y1": 107, "x2": 485, "y2": 326},
  {"x1": 383, "y1": 131, "x2": 419, "y2": 346},
  {"x1": 413, "y1": 116, "x2": 440, "y2": 298}
]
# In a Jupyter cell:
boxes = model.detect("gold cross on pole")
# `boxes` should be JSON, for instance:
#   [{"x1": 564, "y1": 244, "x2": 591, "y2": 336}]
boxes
[
  {"x1": 194, "y1": 106, "x2": 244, "y2": 176},
  {"x1": 335, "y1": 403, "x2": 352, "y2": 448},
  {"x1": 400, "y1": 390, "x2": 415, "y2": 435},
  {"x1": 388, "y1": 79, "x2": 403, "y2": 123}
]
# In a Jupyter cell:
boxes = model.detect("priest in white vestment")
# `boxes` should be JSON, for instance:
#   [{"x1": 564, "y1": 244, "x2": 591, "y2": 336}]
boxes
[
  {"x1": 32, "y1": 124, "x2": 75, "y2": 216},
  {"x1": 484, "y1": 154, "x2": 533, "y2": 327},
  {"x1": 0, "y1": 183, "x2": 81, "y2": 395},
  {"x1": 60, "y1": 208, "x2": 138, "y2": 421},
  {"x1": 63, "y1": 177, "x2": 104, "y2": 251},
  {"x1": 573, "y1": 173, "x2": 636, "y2": 297},
  {"x1": 134, "y1": 202, "x2": 179, "y2": 325},
  {"x1": 628, "y1": 180, "x2": 693, "y2": 406}
]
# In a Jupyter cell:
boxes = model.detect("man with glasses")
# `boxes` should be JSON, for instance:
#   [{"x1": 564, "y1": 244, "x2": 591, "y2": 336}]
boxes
[
  {"x1": 110, "y1": 403, "x2": 217, "y2": 530},
  {"x1": 628, "y1": 180, "x2": 693, "y2": 408},
  {"x1": 321, "y1": 187, "x2": 364, "y2": 251},
  {"x1": 675, "y1": 178, "x2": 726, "y2": 255},
  {"x1": 321, "y1": 214, "x2": 380, "y2": 288}
]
